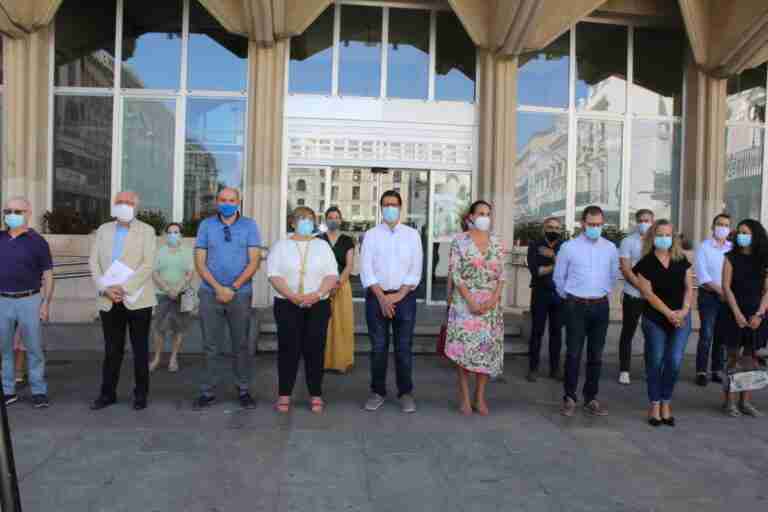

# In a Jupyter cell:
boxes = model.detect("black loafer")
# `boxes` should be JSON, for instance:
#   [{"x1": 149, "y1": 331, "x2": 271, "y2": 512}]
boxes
[
  {"x1": 695, "y1": 374, "x2": 708, "y2": 387},
  {"x1": 193, "y1": 395, "x2": 216, "y2": 410},
  {"x1": 648, "y1": 417, "x2": 662, "y2": 427},
  {"x1": 133, "y1": 399, "x2": 147, "y2": 410},
  {"x1": 662, "y1": 416, "x2": 675, "y2": 427},
  {"x1": 90, "y1": 396, "x2": 116, "y2": 410},
  {"x1": 711, "y1": 373, "x2": 723, "y2": 384}
]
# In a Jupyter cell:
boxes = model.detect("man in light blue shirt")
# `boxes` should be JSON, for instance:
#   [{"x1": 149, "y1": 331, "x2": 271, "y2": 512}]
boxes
[
  {"x1": 554, "y1": 205, "x2": 619, "y2": 417},
  {"x1": 693, "y1": 213, "x2": 732, "y2": 386},
  {"x1": 193, "y1": 187, "x2": 262, "y2": 410},
  {"x1": 617, "y1": 209, "x2": 654, "y2": 385}
]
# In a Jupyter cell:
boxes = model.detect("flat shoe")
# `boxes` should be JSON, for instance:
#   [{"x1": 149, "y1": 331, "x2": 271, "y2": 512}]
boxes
[
  {"x1": 648, "y1": 417, "x2": 662, "y2": 427},
  {"x1": 662, "y1": 417, "x2": 675, "y2": 427}
]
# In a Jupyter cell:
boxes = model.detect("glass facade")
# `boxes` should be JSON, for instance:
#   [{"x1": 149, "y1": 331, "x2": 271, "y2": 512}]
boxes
[
  {"x1": 515, "y1": 22, "x2": 684, "y2": 243},
  {"x1": 724, "y1": 64, "x2": 767, "y2": 221},
  {"x1": 52, "y1": 0, "x2": 248, "y2": 230},
  {"x1": 288, "y1": 5, "x2": 475, "y2": 103}
]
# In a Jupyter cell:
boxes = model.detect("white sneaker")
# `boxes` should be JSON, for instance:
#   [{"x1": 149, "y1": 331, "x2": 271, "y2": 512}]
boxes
[{"x1": 618, "y1": 372, "x2": 631, "y2": 385}]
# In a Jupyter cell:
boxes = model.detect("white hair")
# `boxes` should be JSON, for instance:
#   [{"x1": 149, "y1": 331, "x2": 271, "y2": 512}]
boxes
[{"x1": 5, "y1": 196, "x2": 30, "y2": 209}]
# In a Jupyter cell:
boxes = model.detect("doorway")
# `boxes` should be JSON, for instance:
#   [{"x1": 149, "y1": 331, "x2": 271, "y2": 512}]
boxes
[{"x1": 286, "y1": 166, "x2": 471, "y2": 304}]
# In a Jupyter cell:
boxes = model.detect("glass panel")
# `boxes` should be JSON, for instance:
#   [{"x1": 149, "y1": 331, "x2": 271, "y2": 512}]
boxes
[
  {"x1": 431, "y1": 172, "x2": 472, "y2": 302},
  {"x1": 387, "y1": 8, "x2": 430, "y2": 100},
  {"x1": 727, "y1": 64, "x2": 767, "y2": 123},
  {"x1": 396, "y1": 169, "x2": 429, "y2": 300},
  {"x1": 55, "y1": 0, "x2": 116, "y2": 87},
  {"x1": 725, "y1": 126, "x2": 764, "y2": 220},
  {"x1": 52, "y1": 95, "x2": 113, "y2": 232},
  {"x1": 122, "y1": 0, "x2": 183, "y2": 90},
  {"x1": 575, "y1": 119, "x2": 623, "y2": 226},
  {"x1": 188, "y1": 0, "x2": 247, "y2": 91},
  {"x1": 514, "y1": 112, "x2": 568, "y2": 244},
  {"x1": 632, "y1": 28, "x2": 684, "y2": 117},
  {"x1": 287, "y1": 167, "x2": 328, "y2": 228},
  {"x1": 435, "y1": 11, "x2": 476, "y2": 102},
  {"x1": 518, "y1": 31, "x2": 569, "y2": 108},
  {"x1": 121, "y1": 98, "x2": 176, "y2": 220},
  {"x1": 630, "y1": 120, "x2": 682, "y2": 225},
  {"x1": 575, "y1": 23, "x2": 627, "y2": 114},
  {"x1": 184, "y1": 99, "x2": 246, "y2": 224},
  {"x1": 289, "y1": 6, "x2": 334, "y2": 94},
  {"x1": 339, "y1": 5, "x2": 382, "y2": 97}
]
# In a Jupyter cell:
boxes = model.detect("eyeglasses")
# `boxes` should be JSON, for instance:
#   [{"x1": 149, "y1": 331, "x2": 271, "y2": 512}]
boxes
[
  {"x1": 223, "y1": 225, "x2": 231, "y2": 242},
  {"x1": 2, "y1": 209, "x2": 25, "y2": 215}
]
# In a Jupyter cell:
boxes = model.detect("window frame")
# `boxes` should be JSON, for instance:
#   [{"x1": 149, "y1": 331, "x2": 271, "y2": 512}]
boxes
[
  {"x1": 516, "y1": 19, "x2": 685, "y2": 238},
  {"x1": 49, "y1": 0, "x2": 250, "y2": 223},
  {"x1": 288, "y1": 0, "x2": 476, "y2": 103}
]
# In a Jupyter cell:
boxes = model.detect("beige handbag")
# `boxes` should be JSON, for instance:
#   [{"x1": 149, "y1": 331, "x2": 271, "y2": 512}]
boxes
[{"x1": 180, "y1": 287, "x2": 198, "y2": 314}]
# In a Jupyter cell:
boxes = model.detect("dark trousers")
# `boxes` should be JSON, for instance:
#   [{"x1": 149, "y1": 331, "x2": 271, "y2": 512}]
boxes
[
  {"x1": 563, "y1": 300, "x2": 609, "y2": 403},
  {"x1": 528, "y1": 287, "x2": 563, "y2": 372},
  {"x1": 696, "y1": 290, "x2": 725, "y2": 375},
  {"x1": 274, "y1": 298, "x2": 331, "y2": 397},
  {"x1": 618, "y1": 294, "x2": 645, "y2": 373},
  {"x1": 99, "y1": 303, "x2": 152, "y2": 400},
  {"x1": 366, "y1": 290, "x2": 417, "y2": 398}
]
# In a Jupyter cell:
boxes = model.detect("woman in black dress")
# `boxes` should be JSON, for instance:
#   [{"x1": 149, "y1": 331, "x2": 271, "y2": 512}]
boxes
[
  {"x1": 722, "y1": 218, "x2": 768, "y2": 417},
  {"x1": 319, "y1": 207, "x2": 356, "y2": 373}
]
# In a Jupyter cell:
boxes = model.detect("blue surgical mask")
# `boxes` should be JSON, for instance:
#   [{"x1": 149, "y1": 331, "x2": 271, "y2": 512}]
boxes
[
  {"x1": 638, "y1": 222, "x2": 651, "y2": 235},
  {"x1": 166, "y1": 233, "x2": 181, "y2": 246},
  {"x1": 296, "y1": 218, "x2": 314, "y2": 237},
  {"x1": 382, "y1": 206, "x2": 400, "y2": 224},
  {"x1": 326, "y1": 220, "x2": 340, "y2": 232},
  {"x1": 218, "y1": 203, "x2": 238, "y2": 218},
  {"x1": 4, "y1": 214, "x2": 24, "y2": 230},
  {"x1": 654, "y1": 236, "x2": 673, "y2": 251},
  {"x1": 737, "y1": 233, "x2": 752, "y2": 248},
  {"x1": 585, "y1": 226, "x2": 602, "y2": 240}
]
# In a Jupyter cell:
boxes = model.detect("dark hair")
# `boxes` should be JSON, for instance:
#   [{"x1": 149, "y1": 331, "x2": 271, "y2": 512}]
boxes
[
  {"x1": 736, "y1": 219, "x2": 768, "y2": 271},
  {"x1": 581, "y1": 205, "x2": 604, "y2": 222},
  {"x1": 468, "y1": 200, "x2": 492, "y2": 215},
  {"x1": 325, "y1": 206, "x2": 342, "y2": 219},
  {"x1": 165, "y1": 222, "x2": 182, "y2": 233},
  {"x1": 460, "y1": 214, "x2": 471, "y2": 232},
  {"x1": 712, "y1": 213, "x2": 731, "y2": 228},
  {"x1": 635, "y1": 209, "x2": 654, "y2": 222},
  {"x1": 380, "y1": 190, "x2": 402, "y2": 207}
]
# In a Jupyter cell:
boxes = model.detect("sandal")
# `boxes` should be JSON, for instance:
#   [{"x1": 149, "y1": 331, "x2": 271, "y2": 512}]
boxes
[
  {"x1": 310, "y1": 397, "x2": 324, "y2": 414},
  {"x1": 275, "y1": 396, "x2": 291, "y2": 413},
  {"x1": 168, "y1": 358, "x2": 179, "y2": 373}
]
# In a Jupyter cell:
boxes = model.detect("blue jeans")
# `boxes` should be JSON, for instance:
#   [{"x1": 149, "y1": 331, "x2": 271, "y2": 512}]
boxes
[
  {"x1": 696, "y1": 290, "x2": 725, "y2": 375},
  {"x1": 366, "y1": 290, "x2": 416, "y2": 398},
  {"x1": 0, "y1": 294, "x2": 47, "y2": 396},
  {"x1": 642, "y1": 316, "x2": 691, "y2": 403},
  {"x1": 563, "y1": 300, "x2": 609, "y2": 403}
]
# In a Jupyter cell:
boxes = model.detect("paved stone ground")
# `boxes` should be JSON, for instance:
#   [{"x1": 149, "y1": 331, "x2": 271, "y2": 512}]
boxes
[{"x1": 7, "y1": 351, "x2": 768, "y2": 512}]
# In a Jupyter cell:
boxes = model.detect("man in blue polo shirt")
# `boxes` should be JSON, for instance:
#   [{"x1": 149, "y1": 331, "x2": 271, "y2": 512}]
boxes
[
  {"x1": 193, "y1": 187, "x2": 262, "y2": 409},
  {"x1": 0, "y1": 196, "x2": 54, "y2": 408}
]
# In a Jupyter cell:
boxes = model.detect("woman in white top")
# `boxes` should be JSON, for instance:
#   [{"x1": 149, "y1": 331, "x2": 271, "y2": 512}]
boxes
[{"x1": 268, "y1": 206, "x2": 339, "y2": 414}]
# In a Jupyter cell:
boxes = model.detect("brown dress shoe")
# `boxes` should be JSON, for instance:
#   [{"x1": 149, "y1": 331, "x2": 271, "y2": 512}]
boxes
[{"x1": 584, "y1": 399, "x2": 608, "y2": 416}]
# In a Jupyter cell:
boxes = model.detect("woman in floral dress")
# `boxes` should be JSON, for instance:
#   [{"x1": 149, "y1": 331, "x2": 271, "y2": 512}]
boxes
[{"x1": 445, "y1": 200, "x2": 505, "y2": 416}]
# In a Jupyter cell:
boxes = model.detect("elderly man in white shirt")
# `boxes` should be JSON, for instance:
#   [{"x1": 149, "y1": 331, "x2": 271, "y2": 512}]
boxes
[
  {"x1": 693, "y1": 213, "x2": 732, "y2": 386},
  {"x1": 361, "y1": 190, "x2": 423, "y2": 413},
  {"x1": 554, "y1": 205, "x2": 620, "y2": 418},
  {"x1": 617, "y1": 209, "x2": 654, "y2": 385}
]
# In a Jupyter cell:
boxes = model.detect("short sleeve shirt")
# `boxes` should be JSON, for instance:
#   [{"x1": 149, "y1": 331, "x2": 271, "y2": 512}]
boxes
[
  {"x1": 154, "y1": 246, "x2": 194, "y2": 294},
  {"x1": 619, "y1": 232, "x2": 644, "y2": 298},
  {"x1": 319, "y1": 233, "x2": 355, "y2": 273},
  {"x1": 0, "y1": 229, "x2": 54, "y2": 292},
  {"x1": 633, "y1": 253, "x2": 691, "y2": 330},
  {"x1": 195, "y1": 214, "x2": 262, "y2": 293}
]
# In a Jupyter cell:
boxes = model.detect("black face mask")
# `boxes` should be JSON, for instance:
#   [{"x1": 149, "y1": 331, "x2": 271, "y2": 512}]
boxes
[{"x1": 544, "y1": 231, "x2": 561, "y2": 243}]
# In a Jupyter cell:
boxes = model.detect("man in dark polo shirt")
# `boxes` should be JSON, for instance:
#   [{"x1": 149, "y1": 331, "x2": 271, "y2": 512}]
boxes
[
  {"x1": 526, "y1": 217, "x2": 565, "y2": 382},
  {"x1": 0, "y1": 196, "x2": 54, "y2": 408}
]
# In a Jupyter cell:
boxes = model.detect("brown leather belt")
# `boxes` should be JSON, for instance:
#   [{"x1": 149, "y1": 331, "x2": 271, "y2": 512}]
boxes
[
  {"x1": 0, "y1": 289, "x2": 39, "y2": 299},
  {"x1": 567, "y1": 294, "x2": 607, "y2": 305}
]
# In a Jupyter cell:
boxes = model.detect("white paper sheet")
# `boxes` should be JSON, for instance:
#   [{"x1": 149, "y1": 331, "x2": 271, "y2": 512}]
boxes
[{"x1": 99, "y1": 261, "x2": 144, "y2": 304}]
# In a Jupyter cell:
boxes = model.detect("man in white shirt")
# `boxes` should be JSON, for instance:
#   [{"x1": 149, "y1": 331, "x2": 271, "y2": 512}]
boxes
[
  {"x1": 360, "y1": 190, "x2": 423, "y2": 413},
  {"x1": 554, "y1": 205, "x2": 620, "y2": 417},
  {"x1": 617, "y1": 209, "x2": 654, "y2": 385},
  {"x1": 694, "y1": 213, "x2": 732, "y2": 386}
]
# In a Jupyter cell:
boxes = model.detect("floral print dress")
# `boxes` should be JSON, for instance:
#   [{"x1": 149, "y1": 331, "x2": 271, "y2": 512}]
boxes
[{"x1": 445, "y1": 232, "x2": 505, "y2": 377}]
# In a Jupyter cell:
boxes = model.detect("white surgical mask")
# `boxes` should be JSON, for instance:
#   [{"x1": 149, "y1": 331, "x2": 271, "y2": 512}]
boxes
[
  {"x1": 473, "y1": 216, "x2": 491, "y2": 232},
  {"x1": 714, "y1": 226, "x2": 730, "y2": 241},
  {"x1": 113, "y1": 203, "x2": 135, "y2": 223}
]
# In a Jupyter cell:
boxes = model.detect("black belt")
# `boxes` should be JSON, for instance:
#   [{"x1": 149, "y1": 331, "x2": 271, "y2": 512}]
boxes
[
  {"x1": 567, "y1": 294, "x2": 607, "y2": 305},
  {"x1": 0, "y1": 289, "x2": 39, "y2": 299}
]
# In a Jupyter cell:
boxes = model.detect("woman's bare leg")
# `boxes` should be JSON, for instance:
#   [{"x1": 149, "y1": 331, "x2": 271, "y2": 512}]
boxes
[{"x1": 457, "y1": 366, "x2": 472, "y2": 415}]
